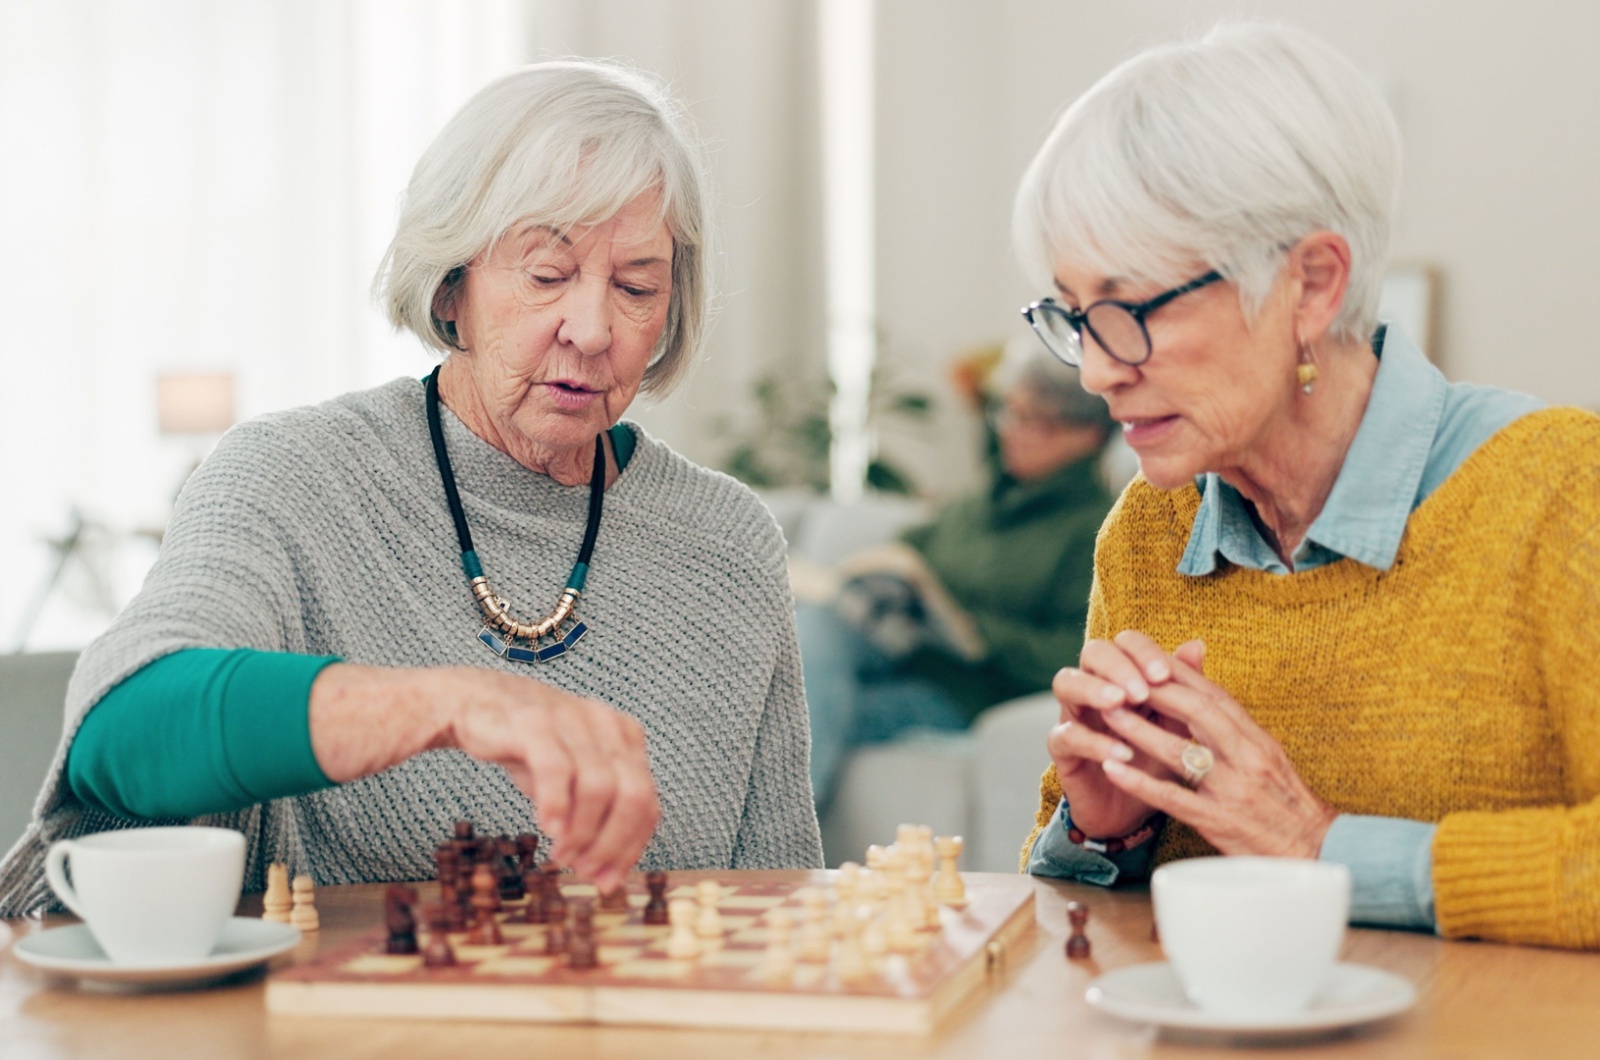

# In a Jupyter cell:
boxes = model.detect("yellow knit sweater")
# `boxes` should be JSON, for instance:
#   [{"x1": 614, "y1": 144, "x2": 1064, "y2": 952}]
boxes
[{"x1": 1026, "y1": 408, "x2": 1600, "y2": 949}]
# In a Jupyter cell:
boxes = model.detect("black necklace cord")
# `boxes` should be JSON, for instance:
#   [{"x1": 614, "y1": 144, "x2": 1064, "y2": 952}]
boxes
[{"x1": 424, "y1": 364, "x2": 605, "y2": 589}]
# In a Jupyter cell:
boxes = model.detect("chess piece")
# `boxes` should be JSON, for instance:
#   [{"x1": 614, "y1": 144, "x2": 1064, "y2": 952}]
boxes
[
  {"x1": 599, "y1": 882, "x2": 630, "y2": 913},
  {"x1": 567, "y1": 898, "x2": 598, "y2": 970},
  {"x1": 759, "y1": 907, "x2": 796, "y2": 982},
  {"x1": 521, "y1": 882, "x2": 547, "y2": 925},
  {"x1": 860, "y1": 909, "x2": 889, "y2": 957},
  {"x1": 435, "y1": 845, "x2": 466, "y2": 931},
  {"x1": 834, "y1": 906, "x2": 869, "y2": 983},
  {"x1": 385, "y1": 883, "x2": 419, "y2": 954},
  {"x1": 496, "y1": 836, "x2": 524, "y2": 902},
  {"x1": 864, "y1": 844, "x2": 888, "y2": 872},
  {"x1": 666, "y1": 899, "x2": 700, "y2": 959},
  {"x1": 643, "y1": 870, "x2": 670, "y2": 925},
  {"x1": 934, "y1": 836, "x2": 967, "y2": 907},
  {"x1": 468, "y1": 862, "x2": 504, "y2": 945},
  {"x1": 289, "y1": 874, "x2": 320, "y2": 933},
  {"x1": 542, "y1": 863, "x2": 568, "y2": 925},
  {"x1": 694, "y1": 879, "x2": 724, "y2": 942},
  {"x1": 515, "y1": 834, "x2": 541, "y2": 876},
  {"x1": 903, "y1": 850, "x2": 934, "y2": 930},
  {"x1": 262, "y1": 863, "x2": 292, "y2": 924},
  {"x1": 798, "y1": 889, "x2": 830, "y2": 962},
  {"x1": 421, "y1": 903, "x2": 457, "y2": 968},
  {"x1": 832, "y1": 862, "x2": 860, "y2": 935},
  {"x1": 1065, "y1": 901, "x2": 1091, "y2": 960},
  {"x1": 453, "y1": 819, "x2": 478, "y2": 861},
  {"x1": 545, "y1": 903, "x2": 570, "y2": 956}
]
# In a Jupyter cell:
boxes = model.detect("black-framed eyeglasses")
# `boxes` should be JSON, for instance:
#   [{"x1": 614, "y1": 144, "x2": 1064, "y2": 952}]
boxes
[{"x1": 1021, "y1": 269, "x2": 1224, "y2": 368}]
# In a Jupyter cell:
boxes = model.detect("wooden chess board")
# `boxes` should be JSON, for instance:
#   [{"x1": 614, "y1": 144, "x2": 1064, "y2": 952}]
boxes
[{"x1": 265, "y1": 870, "x2": 1036, "y2": 1033}]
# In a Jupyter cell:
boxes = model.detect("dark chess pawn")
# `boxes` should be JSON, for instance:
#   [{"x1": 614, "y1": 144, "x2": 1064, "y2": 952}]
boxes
[
  {"x1": 567, "y1": 898, "x2": 598, "y2": 969},
  {"x1": 598, "y1": 882, "x2": 630, "y2": 913},
  {"x1": 453, "y1": 819, "x2": 479, "y2": 863},
  {"x1": 496, "y1": 836, "x2": 524, "y2": 902},
  {"x1": 542, "y1": 864, "x2": 568, "y2": 924},
  {"x1": 385, "y1": 883, "x2": 420, "y2": 954},
  {"x1": 1065, "y1": 901, "x2": 1091, "y2": 960},
  {"x1": 468, "y1": 862, "x2": 505, "y2": 945},
  {"x1": 435, "y1": 847, "x2": 467, "y2": 932},
  {"x1": 521, "y1": 880, "x2": 548, "y2": 924},
  {"x1": 643, "y1": 870, "x2": 670, "y2": 926},
  {"x1": 421, "y1": 903, "x2": 457, "y2": 968},
  {"x1": 545, "y1": 906, "x2": 570, "y2": 956},
  {"x1": 515, "y1": 834, "x2": 541, "y2": 876}
]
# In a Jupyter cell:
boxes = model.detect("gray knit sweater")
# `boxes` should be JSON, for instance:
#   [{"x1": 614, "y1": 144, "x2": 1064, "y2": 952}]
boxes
[{"x1": 0, "y1": 377, "x2": 821, "y2": 915}]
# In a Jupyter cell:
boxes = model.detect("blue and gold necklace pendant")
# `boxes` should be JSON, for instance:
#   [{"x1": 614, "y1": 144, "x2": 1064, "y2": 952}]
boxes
[
  {"x1": 469, "y1": 555, "x2": 591, "y2": 664},
  {"x1": 425, "y1": 366, "x2": 604, "y2": 665}
]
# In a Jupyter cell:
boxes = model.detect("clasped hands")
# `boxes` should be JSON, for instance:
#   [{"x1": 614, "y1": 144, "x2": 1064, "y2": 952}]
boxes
[{"x1": 1047, "y1": 631, "x2": 1336, "y2": 858}]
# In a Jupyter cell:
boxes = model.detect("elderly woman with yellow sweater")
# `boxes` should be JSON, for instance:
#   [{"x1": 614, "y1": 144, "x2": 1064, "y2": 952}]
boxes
[{"x1": 1017, "y1": 24, "x2": 1600, "y2": 950}]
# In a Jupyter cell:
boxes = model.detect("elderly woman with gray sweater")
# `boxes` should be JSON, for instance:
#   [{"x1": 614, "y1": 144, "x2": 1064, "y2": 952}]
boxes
[{"x1": 0, "y1": 61, "x2": 821, "y2": 915}]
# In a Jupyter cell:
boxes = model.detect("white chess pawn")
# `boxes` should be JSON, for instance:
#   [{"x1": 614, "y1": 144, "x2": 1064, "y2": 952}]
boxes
[
  {"x1": 289, "y1": 874, "x2": 319, "y2": 932},
  {"x1": 860, "y1": 907, "x2": 889, "y2": 957},
  {"x1": 694, "y1": 879, "x2": 724, "y2": 941},
  {"x1": 903, "y1": 852, "x2": 935, "y2": 930},
  {"x1": 934, "y1": 835, "x2": 967, "y2": 907},
  {"x1": 262, "y1": 863, "x2": 292, "y2": 924},
  {"x1": 834, "y1": 906, "x2": 869, "y2": 983},
  {"x1": 832, "y1": 862, "x2": 860, "y2": 935},
  {"x1": 667, "y1": 899, "x2": 701, "y2": 959},
  {"x1": 798, "y1": 889, "x2": 831, "y2": 963},
  {"x1": 759, "y1": 907, "x2": 796, "y2": 982},
  {"x1": 864, "y1": 844, "x2": 888, "y2": 872}
]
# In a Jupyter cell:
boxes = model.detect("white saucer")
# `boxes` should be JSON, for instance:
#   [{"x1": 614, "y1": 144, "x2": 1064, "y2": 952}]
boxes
[
  {"x1": 11, "y1": 917, "x2": 300, "y2": 987},
  {"x1": 1086, "y1": 961, "x2": 1416, "y2": 1035}
]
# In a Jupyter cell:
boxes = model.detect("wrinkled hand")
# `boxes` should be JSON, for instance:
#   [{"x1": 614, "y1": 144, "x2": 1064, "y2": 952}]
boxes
[
  {"x1": 310, "y1": 663, "x2": 659, "y2": 895},
  {"x1": 1046, "y1": 632, "x2": 1204, "y2": 839},
  {"x1": 1086, "y1": 632, "x2": 1337, "y2": 858},
  {"x1": 442, "y1": 668, "x2": 660, "y2": 891}
]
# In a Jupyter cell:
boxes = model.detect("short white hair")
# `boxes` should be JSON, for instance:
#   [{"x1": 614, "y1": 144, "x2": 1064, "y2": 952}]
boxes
[
  {"x1": 375, "y1": 59, "x2": 714, "y2": 395},
  {"x1": 1014, "y1": 23, "x2": 1401, "y2": 342}
]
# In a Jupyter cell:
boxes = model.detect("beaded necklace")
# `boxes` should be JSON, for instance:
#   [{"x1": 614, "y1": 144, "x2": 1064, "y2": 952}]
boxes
[{"x1": 424, "y1": 365, "x2": 602, "y2": 663}]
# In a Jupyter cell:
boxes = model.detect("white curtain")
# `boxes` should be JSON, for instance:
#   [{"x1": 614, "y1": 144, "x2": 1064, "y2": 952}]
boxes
[{"x1": 0, "y1": 0, "x2": 823, "y2": 650}]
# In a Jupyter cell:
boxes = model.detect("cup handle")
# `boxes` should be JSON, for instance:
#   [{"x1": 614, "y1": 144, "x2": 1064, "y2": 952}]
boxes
[{"x1": 44, "y1": 840, "x2": 90, "y2": 921}]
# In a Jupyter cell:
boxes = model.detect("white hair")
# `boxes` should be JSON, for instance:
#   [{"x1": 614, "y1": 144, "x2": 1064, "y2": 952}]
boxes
[
  {"x1": 1014, "y1": 23, "x2": 1401, "y2": 342},
  {"x1": 375, "y1": 59, "x2": 714, "y2": 395}
]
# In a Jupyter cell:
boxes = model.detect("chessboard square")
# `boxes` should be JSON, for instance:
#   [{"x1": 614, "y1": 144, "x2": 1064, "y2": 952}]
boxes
[
  {"x1": 341, "y1": 955, "x2": 424, "y2": 976},
  {"x1": 730, "y1": 927, "x2": 773, "y2": 945},
  {"x1": 702, "y1": 949, "x2": 763, "y2": 968},
  {"x1": 564, "y1": 883, "x2": 598, "y2": 898},
  {"x1": 453, "y1": 944, "x2": 514, "y2": 962},
  {"x1": 667, "y1": 884, "x2": 730, "y2": 900},
  {"x1": 715, "y1": 916, "x2": 759, "y2": 934},
  {"x1": 596, "y1": 945, "x2": 643, "y2": 965},
  {"x1": 611, "y1": 959, "x2": 692, "y2": 980},
  {"x1": 719, "y1": 895, "x2": 785, "y2": 911},
  {"x1": 500, "y1": 924, "x2": 542, "y2": 939},
  {"x1": 474, "y1": 956, "x2": 556, "y2": 976},
  {"x1": 601, "y1": 925, "x2": 661, "y2": 943}
]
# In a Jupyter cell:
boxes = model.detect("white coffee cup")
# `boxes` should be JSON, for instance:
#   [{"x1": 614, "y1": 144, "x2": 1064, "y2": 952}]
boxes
[
  {"x1": 45, "y1": 826, "x2": 246, "y2": 965},
  {"x1": 1152, "y1": 856, "x2": 1350, "y2": 1020}
]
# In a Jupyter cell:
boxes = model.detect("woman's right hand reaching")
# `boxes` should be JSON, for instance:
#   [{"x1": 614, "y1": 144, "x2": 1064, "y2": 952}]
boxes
[{"x1": 309, "y1": 663, "x2": 660, "y2": 895}]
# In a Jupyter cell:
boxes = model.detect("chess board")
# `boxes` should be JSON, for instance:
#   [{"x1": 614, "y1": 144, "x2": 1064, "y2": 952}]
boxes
[{"x1": 265, "y1": 869, "x2": 1036, "y2": 1034}]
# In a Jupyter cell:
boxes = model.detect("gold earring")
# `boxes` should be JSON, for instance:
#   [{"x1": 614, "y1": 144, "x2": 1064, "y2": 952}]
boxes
[{"x1": 1296, "y1": 337, "x2": 1319, "y2": 394}]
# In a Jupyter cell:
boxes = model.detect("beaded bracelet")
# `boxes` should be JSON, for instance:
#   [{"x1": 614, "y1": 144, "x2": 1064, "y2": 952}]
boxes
[{"x1": 1065, "y1": 813, "x2": 1164, "y2": 856}]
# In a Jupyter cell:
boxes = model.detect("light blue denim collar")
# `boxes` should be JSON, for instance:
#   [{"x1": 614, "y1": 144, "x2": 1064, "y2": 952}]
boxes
[{"x1": 1178, "y1": 325, "x2": 1446, "y2": 575}]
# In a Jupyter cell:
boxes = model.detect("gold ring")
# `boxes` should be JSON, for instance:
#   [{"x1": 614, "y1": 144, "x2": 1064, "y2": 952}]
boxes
[{"x1": 1180, "y1": 742, "x2": 1215, "y2": 787}]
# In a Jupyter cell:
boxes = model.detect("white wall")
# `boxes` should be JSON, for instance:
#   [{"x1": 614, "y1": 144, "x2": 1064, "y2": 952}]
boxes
[{"x1": 871, "y1": 0, "x2": 1600, "y2": 493}]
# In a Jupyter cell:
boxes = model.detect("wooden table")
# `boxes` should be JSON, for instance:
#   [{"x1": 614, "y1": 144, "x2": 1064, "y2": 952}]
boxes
[{"x1": 5, "y1": 871, "x2": 1600, "y2": 1058}]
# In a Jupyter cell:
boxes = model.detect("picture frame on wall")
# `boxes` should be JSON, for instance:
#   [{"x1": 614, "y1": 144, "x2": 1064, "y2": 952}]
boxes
[{"x1": 1379, "y1": 262, "x2": 1439, "y2": 363}]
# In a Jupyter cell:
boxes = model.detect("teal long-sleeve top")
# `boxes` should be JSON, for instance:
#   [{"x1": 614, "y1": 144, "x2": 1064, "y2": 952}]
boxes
[
  {"x1": 66, "y1": 422, "x2": 639, "y2": 822},
  {"x1": 66, "y1": 648, "x2": 338, "y2": 819}
]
